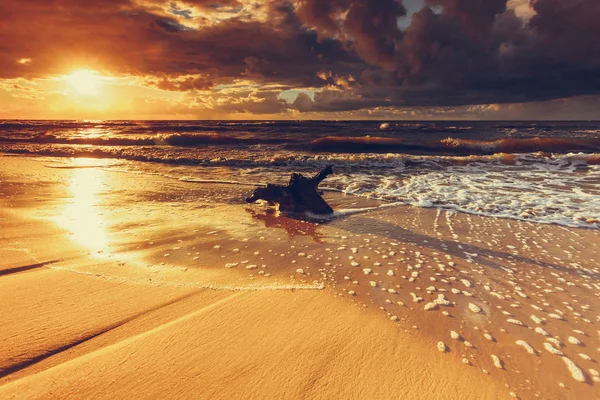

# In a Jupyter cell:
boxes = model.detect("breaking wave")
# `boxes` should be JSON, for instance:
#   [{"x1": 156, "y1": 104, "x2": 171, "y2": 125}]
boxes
[
  {"x1": 440, "y1": 137, "x2": 600, "y2": 154},
  {"x1": 0, "y1": 132, "x2": 290, "y2": 147},
  {"x1": 308, "y1": 136, "x2": 600, "y2": 155}
]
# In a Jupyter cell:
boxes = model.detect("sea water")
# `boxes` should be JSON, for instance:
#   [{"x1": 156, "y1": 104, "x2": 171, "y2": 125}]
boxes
[{"x1": 1, "y1": 120, "x2": 598, "y2": 228}]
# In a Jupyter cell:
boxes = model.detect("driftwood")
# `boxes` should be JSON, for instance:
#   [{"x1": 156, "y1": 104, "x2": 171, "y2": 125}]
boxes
[{"x1": 246, "y1": 166, "x2": 334, "y2": 215}]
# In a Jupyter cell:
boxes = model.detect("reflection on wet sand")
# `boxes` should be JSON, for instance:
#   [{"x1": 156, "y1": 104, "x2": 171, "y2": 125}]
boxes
[
  {"x1": 245, "y1": 207, "x2": 324, "y2": 243},
  {"x1": 56, "y1": 167, "x2": 109, "y2": 254}
]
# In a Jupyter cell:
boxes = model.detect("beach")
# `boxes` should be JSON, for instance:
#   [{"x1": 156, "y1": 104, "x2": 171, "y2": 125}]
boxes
[
  {"x1": 1, "y1": 155, "x2": 599, "y2": 399},
  {"x1": 3, "y1": 0, "x2": 600, "y2": 396}
]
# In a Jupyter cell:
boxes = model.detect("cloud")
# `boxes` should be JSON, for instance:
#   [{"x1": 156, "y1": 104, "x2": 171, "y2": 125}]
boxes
[
  {"x1": 294, "y1": 0, "x2": 406, "y2": 69},
  {"x1": 142, "y1": 74, "x2": 214, "y2": 91},
  {"x1": 0, "y1": 0, "x2": 599, "y2": 118},
  {"x1": 424, "y1": 0, "x2": 507, "y2": 34}
]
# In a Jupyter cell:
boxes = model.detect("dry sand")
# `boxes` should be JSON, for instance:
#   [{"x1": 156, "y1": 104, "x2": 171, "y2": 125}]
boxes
[{"x1": 1, "y1": 155, "x2": 599, "y2": 399}]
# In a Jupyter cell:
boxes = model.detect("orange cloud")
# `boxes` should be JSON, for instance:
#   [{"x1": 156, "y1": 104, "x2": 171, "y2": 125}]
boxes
[{"x1": 0, "y1": 0, "x2": 599, "y2": 119}]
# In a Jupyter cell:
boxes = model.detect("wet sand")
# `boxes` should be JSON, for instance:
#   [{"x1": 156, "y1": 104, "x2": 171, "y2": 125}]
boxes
[{"x1": 1, "y1": 155, "x2": 599, "y2": 399}]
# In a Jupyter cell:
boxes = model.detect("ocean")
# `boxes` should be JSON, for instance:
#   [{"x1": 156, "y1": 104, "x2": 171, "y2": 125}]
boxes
[{"x1": 1, "y1": 120, "x2": 599, "y2": 229}]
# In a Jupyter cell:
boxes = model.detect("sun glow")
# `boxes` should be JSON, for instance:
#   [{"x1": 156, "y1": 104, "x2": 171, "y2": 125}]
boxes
[
  {"x1": 65, "y1": 69, "x2": 102, "y2": 95},
  {"x1": 57, "y1": 162, "x2": 109, "y2": 254}
]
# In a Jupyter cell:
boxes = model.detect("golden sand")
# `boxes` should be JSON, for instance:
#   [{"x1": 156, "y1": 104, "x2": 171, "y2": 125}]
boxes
[{"x1": 1, "y1": 156, "x2": 599, "y2": 399}]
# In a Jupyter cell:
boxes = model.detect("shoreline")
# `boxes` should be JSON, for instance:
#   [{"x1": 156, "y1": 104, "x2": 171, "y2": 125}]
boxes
[{"x1": 1, "y1": 155, "x2": 599, "y2": 399}]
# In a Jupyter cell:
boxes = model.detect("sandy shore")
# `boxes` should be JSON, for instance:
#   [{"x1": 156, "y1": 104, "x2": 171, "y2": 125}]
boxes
[{"x1": 1, "y1": 155, "x2": 599, "y2": 399}]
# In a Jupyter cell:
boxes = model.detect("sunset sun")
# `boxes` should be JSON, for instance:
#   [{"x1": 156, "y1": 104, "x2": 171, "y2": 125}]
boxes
[{"x1": 65, "y1": 69, "x2": 102, "y2": 95}]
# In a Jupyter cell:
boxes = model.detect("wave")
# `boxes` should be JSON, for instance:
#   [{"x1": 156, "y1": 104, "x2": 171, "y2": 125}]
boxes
[
  {"x1": 0, "y1": 120, "x2": 330, "y2": 136},
  {"x1": 441, "y1": 137, "x2": 600, "y2": 154},
  {"x1": 308, "y1": 136, "x2": 410, "y2": 152},
  {"x1": 44, "y1": 159, "x2": 126, "y2": 169},
  {"x1": 308, "y1": 136, "x2": 600, "y2": 155},
  {"x1": 119, "y1": 153, "x2": 600, "y2": 230},
  {"x1": 0, "y1": 133, "x2": 291, "y2": 147},
  {"x1": 0, "y1": 120, "x2": 139, "y2": 131},
  {"x1": 156, "y1": 133, "x2": 288, "y2": 146},
  {"x1": 2, "y1": 142, "x2": 600, "y2": 170},
  {"x1": 5, "y1": 146, "x2": 594, "y2": 231},
  {"x1": 416, "y1": 124, "x2": 471, "y2": 133}
]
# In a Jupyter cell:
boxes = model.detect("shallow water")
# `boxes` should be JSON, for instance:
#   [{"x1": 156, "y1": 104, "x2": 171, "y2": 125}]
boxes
[{"x1": 1, "y1": 120, "x2": 599, "y2": 228}]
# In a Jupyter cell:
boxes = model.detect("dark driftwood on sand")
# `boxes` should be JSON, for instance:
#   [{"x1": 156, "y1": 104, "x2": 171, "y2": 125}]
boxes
[{"x1": 246, "y1": 166, "x2": 334, "y2": 215}]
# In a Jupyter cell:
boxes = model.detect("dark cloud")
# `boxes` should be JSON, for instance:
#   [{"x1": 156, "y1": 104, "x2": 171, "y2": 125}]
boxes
[
  {"x1": 295, "y1": 0, "x2": 406, "y2": 69},
  {"x1": 147, "y1": 74, "x2": 214, "y2": 91},
  {"x1": 294, "y1": 0, "x2": 600, "y2": 111},
  {"x1": 200, "y1": 90, "x2": 291, "y2": 115},
  {"x1": 169, "y1": 3, "x2": 193, "y2": 19},
  {"x1": 154, "y1": 18, "x2": 194, "y2": 32},
  {"x1": 294, "y1": 89, "x2": 387, "y2": 113},
  {"x1": 175, "y1": 0, "x2": 241, "y2": 7},
  {"x1": 1, "y1": 0, "x2": 600, "y2": 115},
  {"x1": 424, "y1": 0, "x2": 507, "y2": 34},
  {"x1": 292, "y1": 92, "x2": 314, "y2": 112},
  {"x1": 528, "y1": 0, "x2": 600, "y2": 68}
]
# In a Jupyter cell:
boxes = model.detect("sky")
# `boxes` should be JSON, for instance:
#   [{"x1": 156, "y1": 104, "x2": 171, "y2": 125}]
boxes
[{"x1": 1, "y1": 0, "x2": 599, "y2": 120}]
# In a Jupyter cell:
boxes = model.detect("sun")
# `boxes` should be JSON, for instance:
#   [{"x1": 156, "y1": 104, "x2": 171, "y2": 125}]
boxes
[{"x1": 65, "y1": 69, "x2": 102, "y2": 95}]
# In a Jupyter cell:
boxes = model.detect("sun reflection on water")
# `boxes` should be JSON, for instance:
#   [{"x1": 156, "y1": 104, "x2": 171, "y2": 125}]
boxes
[{"x1": 57, "y1": 165, "x2": 109, "y2": 254}]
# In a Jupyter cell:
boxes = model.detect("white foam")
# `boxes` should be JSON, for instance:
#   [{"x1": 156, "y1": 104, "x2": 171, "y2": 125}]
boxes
[
  {"x1": 547, "y1": 337, "x2": 563, "y2": 348},
  {"x1": 535, "y1": 327, "x2": 550, "y2": 336},
  {"x1": 491, "y1": 355, "x2": 503, "y2": 369},
  {"x1": 336, "y1": 152, "x2": 600, "y2": 229},
  {"x1": 434, "y1": 294, "x2": 451, "y2": 306},
  {"x1": 516, "y1": 340, "x2": 536, "y2": 355},
  {"x1": 544, "y1": 342, "x2": 563, "y2": 355},
  {"x1": 410, "y1": 292, "x2": 423, "y2": 303},
  {"x1": 578, "y1": 353, "x2": 591, "y2": 361},
  {"x1": 468, "y1": 303, "x2": 481, "y2": 313},
  {"x1": 562, "y1": 356, "x2": 585, "y2": 382},
  {"x1": 530, "y1": 315, "x2": 543, "y2": 325},
  {"x1": 568, "y1": 336, "x2": 582, "y2": 346}
]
